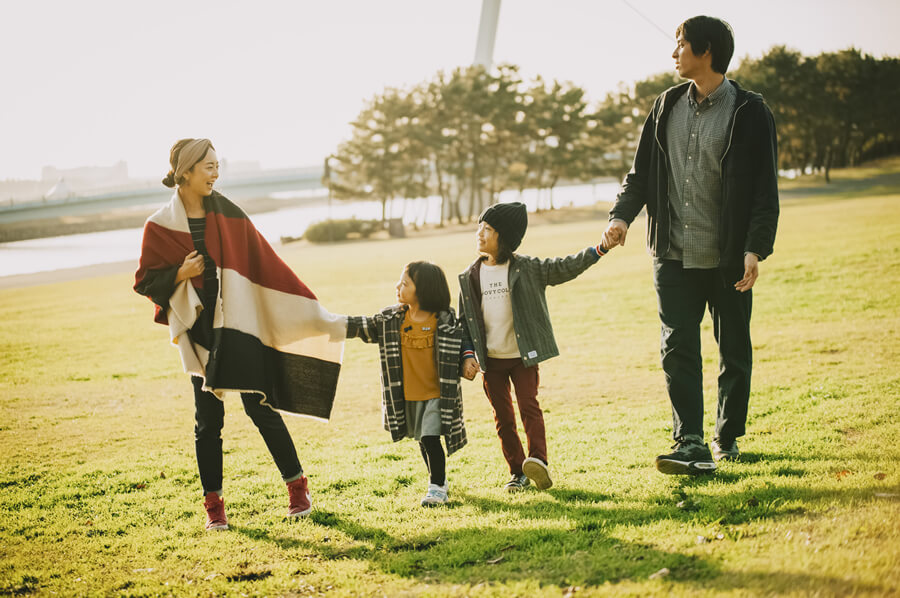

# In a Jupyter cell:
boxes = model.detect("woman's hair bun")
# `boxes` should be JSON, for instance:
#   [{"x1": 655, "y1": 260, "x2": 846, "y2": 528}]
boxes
[{"x1": 162, "y1": 170, "x2": 177, "y2": 188}]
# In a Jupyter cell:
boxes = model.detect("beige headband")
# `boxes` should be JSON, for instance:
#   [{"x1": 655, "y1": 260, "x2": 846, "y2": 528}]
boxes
[{"x1": 174, "y1": 139, "x2": 213, "y2": 183}]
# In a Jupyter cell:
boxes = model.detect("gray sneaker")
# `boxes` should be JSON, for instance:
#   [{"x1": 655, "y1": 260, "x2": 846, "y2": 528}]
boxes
[
  {"x1": 504, "y1": 473, "x2": 530, "y2": 492},
  {"x1": 655, "y1": 440, "x2": 717, "y2": 475},
  {"x1": 421, "y1": 483, "x2": 449, "y2": 507},
  {"x1": 711, "y1": 437, "x2": 740, "y2": 461}
]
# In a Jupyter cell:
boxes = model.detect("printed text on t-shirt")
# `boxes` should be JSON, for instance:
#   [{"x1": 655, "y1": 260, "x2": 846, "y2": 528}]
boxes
[{"x1": 483, "y1": 281, "x2": 509, "y2": 297}]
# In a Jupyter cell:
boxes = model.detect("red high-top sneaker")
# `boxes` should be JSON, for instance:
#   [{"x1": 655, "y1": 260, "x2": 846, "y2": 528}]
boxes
[
  {"x1": 203, "y1": 492, "x2": 228, "y2": 531},
  {"x1": 286, "y1": 476, "x2": 311, "y2": 517}
]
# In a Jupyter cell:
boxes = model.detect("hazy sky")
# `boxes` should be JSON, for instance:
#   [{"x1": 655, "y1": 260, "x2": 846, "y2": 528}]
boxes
[{"x1": 2, "y1": 0, "x2": 898, "y2": 181}]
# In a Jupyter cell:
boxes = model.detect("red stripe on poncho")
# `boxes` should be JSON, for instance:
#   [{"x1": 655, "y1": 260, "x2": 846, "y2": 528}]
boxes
[{"x1": 133, "y1": 191, "x2": 345, "y2": 419}]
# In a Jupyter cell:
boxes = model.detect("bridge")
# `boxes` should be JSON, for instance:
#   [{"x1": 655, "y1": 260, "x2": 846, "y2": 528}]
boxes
[{"x1": 0, "y1": 167, "x2": 326, "y2": 225}]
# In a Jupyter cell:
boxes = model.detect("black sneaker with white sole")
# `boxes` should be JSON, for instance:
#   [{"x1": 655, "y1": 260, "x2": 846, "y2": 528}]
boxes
[
  {"x1": 711, "y1": 437, "x2": 739, "y2": 461},
  {"x1": 504, "y1": 473, "x2": 530, "y2": 492},
  {"x1": 655, "y1": 441, "x2": 717, "y2": 475}
]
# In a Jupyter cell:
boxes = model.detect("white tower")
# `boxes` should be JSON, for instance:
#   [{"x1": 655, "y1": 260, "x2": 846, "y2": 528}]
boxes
[{"x1": 473, "y1": 0, "x2": 502, "y2": 68}]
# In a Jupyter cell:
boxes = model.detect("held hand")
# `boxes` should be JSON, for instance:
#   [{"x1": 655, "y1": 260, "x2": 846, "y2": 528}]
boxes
[
  {"x1": 176, "y1": 250, "x2": 204, "y2": 283},
  {"x1": 462, "y1": 357, "x2": 479, "y2": 380},
  {"x1": 734, "y1": 253, "x2": 759, "y2": 292},
  {"x1": 602, "y1": 220, "x2": 628, "y2": 248}
]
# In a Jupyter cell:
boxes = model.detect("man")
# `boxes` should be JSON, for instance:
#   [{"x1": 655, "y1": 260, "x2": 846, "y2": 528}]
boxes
[{"x1": 602, "y1": 16, "x2": 779, "y2": 475}]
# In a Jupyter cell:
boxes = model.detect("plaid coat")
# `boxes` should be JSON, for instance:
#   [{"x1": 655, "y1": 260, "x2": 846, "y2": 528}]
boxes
[{"x1": 346, "y1": 305, "x2": 468, "y2": 455}]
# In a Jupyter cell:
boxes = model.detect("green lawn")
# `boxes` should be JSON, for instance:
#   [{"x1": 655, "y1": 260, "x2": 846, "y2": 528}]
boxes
[{"x1": 1, "y1": 171, "x2": 899, "y2": 596}]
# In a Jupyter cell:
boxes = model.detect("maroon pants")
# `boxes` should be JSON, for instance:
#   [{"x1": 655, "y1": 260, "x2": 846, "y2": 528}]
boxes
[{"x1": 482, "y1": 357, "x2": 547, "y2": 475}]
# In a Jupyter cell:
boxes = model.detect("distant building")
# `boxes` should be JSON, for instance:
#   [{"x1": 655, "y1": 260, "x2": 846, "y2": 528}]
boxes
[
  {"x1": 1, "y1": 162, "x2": 133, "y2": 205},
  {"x1": 0, "y1": 179, "x2": 46, "y2": 205}
]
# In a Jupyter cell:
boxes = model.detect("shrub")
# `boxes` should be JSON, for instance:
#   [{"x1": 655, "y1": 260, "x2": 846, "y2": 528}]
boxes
[{"x1": 303, "y1": 218, "x2": 379, "y2": 243}]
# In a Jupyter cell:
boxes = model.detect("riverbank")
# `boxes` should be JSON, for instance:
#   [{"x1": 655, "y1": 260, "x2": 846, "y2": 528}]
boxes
[
  {"x1": 0, "y1": 192, "x2": 325, "y2": 243},
  {"x1": 0, "y1": 203, "x2": 609, "y2": 291},
  {"x1": 4, "y1": 158, "x2": 898, "y2": 244},
  {"x1": 2, "y1": 157, "x2": 897, "y2": 289}
]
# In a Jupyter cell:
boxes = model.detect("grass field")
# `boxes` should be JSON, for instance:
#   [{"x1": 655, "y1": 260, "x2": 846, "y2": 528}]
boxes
[{"x1": 1, "y1": 166, "x2": 899, "y2": 596}]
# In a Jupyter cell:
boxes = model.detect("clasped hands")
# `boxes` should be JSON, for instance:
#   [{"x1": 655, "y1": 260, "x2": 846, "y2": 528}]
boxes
[{"x1": 601, "y1": 219, "x2": 628, "y2": 249}]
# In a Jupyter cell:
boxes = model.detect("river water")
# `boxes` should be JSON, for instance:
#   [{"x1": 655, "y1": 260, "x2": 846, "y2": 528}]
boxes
[{"x1": 0, "y1": 182, "x2": 618, "y2": 278}]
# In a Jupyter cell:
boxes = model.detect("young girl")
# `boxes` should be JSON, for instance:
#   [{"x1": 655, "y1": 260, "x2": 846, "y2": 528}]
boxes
[
  {"x1": 346, "y1": 261, "x2": 474, "y2": 506},
  {"x1": 458, "y1": 202, "x2": 609, "y2": 492}
]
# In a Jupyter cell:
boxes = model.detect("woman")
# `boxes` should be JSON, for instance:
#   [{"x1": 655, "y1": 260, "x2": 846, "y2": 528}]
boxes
[{"x1": 134, "y1": 139, "x2": 345, "y2": 531}]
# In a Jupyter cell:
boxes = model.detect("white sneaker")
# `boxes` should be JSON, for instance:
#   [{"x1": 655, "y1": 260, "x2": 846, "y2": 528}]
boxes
[
  {"x1": 420, "y1": 483, "x2": 449, "y2": 507},
  {"x1": 522, "y1": 457, "x2": 553, "y2": 490}
]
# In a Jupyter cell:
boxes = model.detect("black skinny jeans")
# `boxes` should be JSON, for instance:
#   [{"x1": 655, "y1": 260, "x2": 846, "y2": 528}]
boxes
[
  {"x1": 653, "y1": 259, "x2": 753, "y2": 443},
  {"x1": 192, "y1": 376, "x2": 302, "y2": 494}
]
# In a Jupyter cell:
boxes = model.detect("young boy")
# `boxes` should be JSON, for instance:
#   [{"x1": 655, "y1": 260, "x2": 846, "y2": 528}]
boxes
[{"x1": 458, "y1": 202, "x2": 609, "y2": 491}]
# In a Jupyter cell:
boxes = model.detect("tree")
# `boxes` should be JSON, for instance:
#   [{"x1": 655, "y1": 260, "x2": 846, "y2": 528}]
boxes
[
  {"x1": 331, "y1": 88, "x2": 428, "y2": 225},
  {"x1": 733, "y1": 46, "x2": 900, "y2": 180},
  {"x1": 586, "y1": 73, "x2": 681, "y2": 183},
  {"x1": 327, "y1": 47, "x2": 899, "y2": 231}
]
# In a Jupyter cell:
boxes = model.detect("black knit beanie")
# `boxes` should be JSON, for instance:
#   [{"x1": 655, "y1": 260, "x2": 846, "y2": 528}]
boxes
[{"x1": 479, "y1": 202, "x2": 528, "y2": 251}]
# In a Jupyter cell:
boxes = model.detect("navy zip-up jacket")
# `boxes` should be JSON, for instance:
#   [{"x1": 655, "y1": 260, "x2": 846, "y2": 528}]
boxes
[{"x1": 610, "y1": 80, "x2": 779, "y2": 275}]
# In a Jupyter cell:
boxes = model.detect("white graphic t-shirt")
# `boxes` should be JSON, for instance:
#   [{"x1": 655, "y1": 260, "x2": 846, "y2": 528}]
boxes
[{"x1": 480, "y1": 262, "x2": 519, "y2": 358}]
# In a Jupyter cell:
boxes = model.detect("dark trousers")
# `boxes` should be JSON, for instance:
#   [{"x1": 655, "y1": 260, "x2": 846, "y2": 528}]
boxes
[
  {"x1": 653, "y1": 259, "x2": 753, "y2": 443},
  {"x1": 192, "y1": 376, "x2": 302, "y2": 494},
  {"x1": 482, "y1": 357, "x2": 546, "y2": 475},
  {"x1": 418, "y1": 436, "x2": 446, "y2": 486}
]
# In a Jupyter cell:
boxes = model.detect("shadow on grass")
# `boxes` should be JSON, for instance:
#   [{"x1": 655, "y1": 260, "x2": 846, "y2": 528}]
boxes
[
  {"x1": 735, "y1": 451, "x2": 800, "y2": 465},
  {"x1": 235, "y1": 506, "x2": 720, "y2": 587},
  {"x1": 230, "y1": 476, "x2": 894, "y2": 591}
]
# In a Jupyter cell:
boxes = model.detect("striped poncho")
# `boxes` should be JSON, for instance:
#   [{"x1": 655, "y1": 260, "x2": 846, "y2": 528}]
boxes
[{"x1": 134, "y1": 191, "x2": 346, "y2": 419}]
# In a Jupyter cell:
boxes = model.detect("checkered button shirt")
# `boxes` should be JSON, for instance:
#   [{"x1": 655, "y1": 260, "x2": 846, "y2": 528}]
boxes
[{"x1": 664, "y1": 78, "x2": 736, "y2": 268}]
